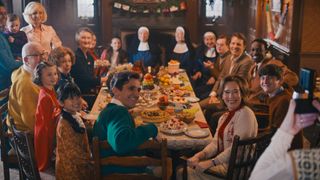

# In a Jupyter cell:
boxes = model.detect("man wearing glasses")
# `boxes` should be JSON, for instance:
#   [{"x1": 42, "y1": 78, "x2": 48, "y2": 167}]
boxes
[
  {"x1": 0, "y1": 2, "x2": 22, "y2": 106},
  {"x1": 8, "y1": 42, "x2": 44, "y2": 132}
]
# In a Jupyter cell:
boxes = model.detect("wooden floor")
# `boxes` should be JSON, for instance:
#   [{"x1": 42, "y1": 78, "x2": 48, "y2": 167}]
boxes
[{"x1": 0, "y1": 164, "x2": 20, "y2": 180}]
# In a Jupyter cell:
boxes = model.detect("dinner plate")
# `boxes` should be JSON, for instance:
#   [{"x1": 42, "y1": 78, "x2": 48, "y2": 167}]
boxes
[
  {"x1": 159, "y1": 119, "x2": 187, "y2": 135},
  {"x1": 186, "y1": 97, "x2": 200, "y2": 103},
  {"x1": 184, "y1": 129, "x2": 209, "y2": 138}
]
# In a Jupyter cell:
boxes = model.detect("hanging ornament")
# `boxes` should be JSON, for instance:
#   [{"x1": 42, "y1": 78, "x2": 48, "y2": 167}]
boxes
[
  {"x1": 114, "y1": 2, "x2": 122, "y2": 9},
  {"x1": 122, "y1": 4, "x2": 130, "y2": 11},
  {"x1": 179, "y1": 1, "x2": 187, "y2": 11},
  {"x1": 170, "y1": 5, "x2": 179, "y2": 12},
  {"x1": 162, "y1": 7, "x2": 170, "y2": 15}
]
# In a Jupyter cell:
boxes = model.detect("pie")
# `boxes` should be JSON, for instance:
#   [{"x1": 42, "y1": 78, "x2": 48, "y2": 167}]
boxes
[
  {"x1": 160, "y1": 118, "x2": 187, "y2": 134},
  {"x1": 141, "y1": 109, "x2": 170, "y2": 123}
]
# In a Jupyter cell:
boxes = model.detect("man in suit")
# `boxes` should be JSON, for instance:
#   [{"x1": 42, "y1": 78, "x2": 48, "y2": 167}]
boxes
[
  {"x1": 200, "y1": 33, "x2": 253, "y2": 109},
  {"x1": 248, "y1": 38, "x2": 298, "y2": 96},
  {"x1": 200, "y1": 33, "x2": 254, "y2": 133}
]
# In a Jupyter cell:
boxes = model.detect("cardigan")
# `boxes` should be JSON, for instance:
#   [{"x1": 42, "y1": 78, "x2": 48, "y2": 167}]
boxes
[
  {"x1": 34, "y1": 87, "x2": 61, "y2": 171},
  {"x1": 93, "y1": 103, "x2": 158, "y2": 175},
  {"x1": 250, "y1": 129, "x2": 320, "y2": 180},
  {"x1": 200, "y1": 106, "x2": 258, "y2": 172},
  {"x1": 8, "y1": 67, "x2": 40, "y2": 131},
  {"x1": 71, "y1": 48, "x2": 100, "y2": 94}
]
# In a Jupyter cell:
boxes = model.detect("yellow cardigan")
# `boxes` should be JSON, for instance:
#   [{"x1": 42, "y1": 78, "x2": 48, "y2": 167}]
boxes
[{"x1": 8, "y1": 67, "x2": 40, "y2": 132}]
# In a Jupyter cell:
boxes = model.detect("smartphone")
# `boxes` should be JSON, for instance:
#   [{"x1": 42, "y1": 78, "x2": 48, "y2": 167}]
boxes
[{"x1": 294, "y1": 68, "x2": 318, "y2": 114}]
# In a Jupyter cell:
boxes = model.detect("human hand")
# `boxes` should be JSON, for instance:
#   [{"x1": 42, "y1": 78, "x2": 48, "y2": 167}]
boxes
[
  {"x1": 154, "y1": 133, "x2": 163, "y2": 142},
  {"x1": 191, "y1": 72, "x2": 202, "y2": 80},
  {"x1": 81, "y1": 98, "x2": 88, "y2": 110},
  {"x1": 8, "y1": 36, "x2": 14, "y2": 43},
  {"x1": 280, "y1": 100, "x2": 319, "y2": 135},
  {"x1": 195, "y1": 160, "x2": 214, "y2": 172},
  {"x1": 208, "y1": 95, "x2": 219, "y2": 104},
  {"x1": 187, "y1": 156, "x2": 200, "y2": 168},
  {"x1": 203, "y1": 61, "x2": 214, "y2": 69},
  {"x1": 206, "y1": 77, "x2": 215, "y2": 85}
]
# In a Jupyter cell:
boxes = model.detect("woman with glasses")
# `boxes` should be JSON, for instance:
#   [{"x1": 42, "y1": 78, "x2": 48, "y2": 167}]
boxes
[
  {"x1": 21, "y1": 2, "x2": 62, "y2": 54},
  {"x1": 177, "y1": 75, "x2": 258, "y2": 180}
]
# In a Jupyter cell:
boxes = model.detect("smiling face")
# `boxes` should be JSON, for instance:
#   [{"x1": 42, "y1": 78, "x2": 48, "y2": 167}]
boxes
[
  {"x1": 230, "y1": 36, "x2": 245, "y2": 58},
  {"x1": 250, "y1": 41, "x2": 266, "y2": 63},
  {"x1": 203, "y1": 35, "x2": 216, "y2": 49},
  {"x1": 7, "y1": 19, "x2": 20, "y2": 33},
  {"x1": 111, "y1": 38, "x2": 121, "y2": 51},
  {"x1": 29, "y1": 6, "x2": 44, "y2": 27},
  {"x1": 61, "y1": 96, "x2": 82, "y2": 114},
  {"x1": 41, "y1": 65, "x2": 59, "y2": 89},
  {"x1": 260, "y1": 75, "x2": 281, "y2": 95},
  {"x1": 175, "y1": 29, "x2": 185, "y2": 43},
  {"x1": 138, "y1": 29, "x2": 149, "y2": 42},
  {"x1": 58, "y1": 54, "x2": 72, "y2": 74},
  {"x1": 113, "y1": 79, "x2": 141, "y2": 109},
  {"x1": 222, "y1": 81, "x2": 242, "y2": 111},
  {"x1": 78, "y1": 31, "x2": 92, "y2": 51}
]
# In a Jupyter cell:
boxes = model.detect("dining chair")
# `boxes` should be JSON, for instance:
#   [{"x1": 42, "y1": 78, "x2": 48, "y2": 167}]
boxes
[
  {"x1": 8, "y1": 118, "x2": 41, "y2": 180},
  {"x1": 204, "y1": 130, "x2": 275, "y2": 180},
  {"x1": 92, "y1": 137, "x2": 172, "y2": 180},
  {"x1": 0, "y1": 101, "x2": 20, "y2": 180}
]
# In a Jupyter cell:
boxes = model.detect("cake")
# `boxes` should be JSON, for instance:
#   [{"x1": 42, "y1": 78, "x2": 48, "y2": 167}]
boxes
[
  {"x1": 142, "y1": 73, "x2": 155, "y2": 90},
  {"x1": 168, "y1": 60, "x2": 180, "y2": 74}
]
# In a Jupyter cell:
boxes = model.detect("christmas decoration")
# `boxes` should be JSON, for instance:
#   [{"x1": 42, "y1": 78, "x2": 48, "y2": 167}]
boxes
[{"x1": 112, "y1": 0, "x2": 187, "y2": 15}]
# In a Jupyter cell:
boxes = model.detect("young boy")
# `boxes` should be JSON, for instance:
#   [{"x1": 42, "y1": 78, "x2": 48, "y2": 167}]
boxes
[{"x1": 4, "y1": 14, "x2": 27, "y2": 60}]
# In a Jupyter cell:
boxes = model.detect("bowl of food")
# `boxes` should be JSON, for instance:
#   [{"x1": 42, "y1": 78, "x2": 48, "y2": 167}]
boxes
[{"x1": 176, "y1": 112, "x2": 195, "y2": 124}]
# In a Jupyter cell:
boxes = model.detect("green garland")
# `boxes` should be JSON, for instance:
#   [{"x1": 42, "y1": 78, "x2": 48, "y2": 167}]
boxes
[{"x1": 113, "y1": 0, "x2": 187, "y2": 14}]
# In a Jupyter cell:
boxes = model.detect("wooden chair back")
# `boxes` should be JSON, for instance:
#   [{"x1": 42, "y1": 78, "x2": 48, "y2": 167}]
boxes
[
  {"x1": 0, "y1": 102, "x2": 19, "y2": 180},
  {"x1": 205, "y1": 131, "x2": 274, "y2": 180},
  {"x1": 92, "y1": 137, "x2": 172, "y2": 180},
  {"x1": 9, "y1": 118, "x2": 41, "y2": 180}
]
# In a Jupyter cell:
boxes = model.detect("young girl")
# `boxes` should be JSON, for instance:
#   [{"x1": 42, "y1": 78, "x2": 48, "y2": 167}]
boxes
[
  {"x1": 100, "y1": 36, "x2": 128, "y2": 71},
  {"x1": 33, "y1": 61, "x2": 60, "y2": 172},
  {"x1": 49, "y1": 46, "x2": 89, "y2": 109},
  {"x1": 55, "y1": 83, "x2": 92, "y2": 179}
]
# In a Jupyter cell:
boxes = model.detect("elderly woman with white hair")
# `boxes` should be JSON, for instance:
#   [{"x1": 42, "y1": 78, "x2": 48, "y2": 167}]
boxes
[
  {"x1": 167, "y1": 26, "x2": 194, "y2": 76},
  {"x1": 21, "y1": 1, "x2": 62, "y2": 55},
  {"x1": 192, "y1": 31, "x2": 218, "y2": 99},
  {"x1": 127, "y1": 26, "x2": 161, "y2": 72}
]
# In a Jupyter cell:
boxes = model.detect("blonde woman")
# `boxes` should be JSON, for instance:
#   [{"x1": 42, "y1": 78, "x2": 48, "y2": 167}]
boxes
[{"x1": 21, "y1": 2, "x2": 62, "y2": 55}]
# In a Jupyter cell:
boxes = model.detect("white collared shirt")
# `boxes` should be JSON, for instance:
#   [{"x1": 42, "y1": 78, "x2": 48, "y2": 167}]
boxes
[
  {"x1": 111, "y1": 98, "x2": 125, "y2": 107},
  {"x1": 21, "y1": 24, "x2": 62, "y2": 53},
  {"x1": 205, "y1": 48, "x2": 216, "y2": 58},
  {"x1": 173, "y1": 43, "x2": 188, "y2": 54},
  {"x1": 138, "y1": 42, "x2": 150, "y2": 51}
]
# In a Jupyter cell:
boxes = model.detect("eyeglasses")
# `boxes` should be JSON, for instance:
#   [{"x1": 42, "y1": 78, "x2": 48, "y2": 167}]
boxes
[{"x1": 26, "y1": 52, "x2": 48, "y2": 59}]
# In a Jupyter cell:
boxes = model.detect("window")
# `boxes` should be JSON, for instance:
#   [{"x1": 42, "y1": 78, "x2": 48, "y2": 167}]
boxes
[
  {"x1": 77, "y1": 0, "x2": 94, "y2": 19},
  {"x1": 205, "y1": 0, "x2": 223, "y2": 18}
]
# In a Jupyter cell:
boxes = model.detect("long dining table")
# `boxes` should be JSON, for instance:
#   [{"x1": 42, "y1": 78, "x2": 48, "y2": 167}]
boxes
[{"x1": 88, "y1": 69, "x2": 212, "y2": 151}]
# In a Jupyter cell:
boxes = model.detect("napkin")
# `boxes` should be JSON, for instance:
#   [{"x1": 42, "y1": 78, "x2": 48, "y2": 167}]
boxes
[{"x1": 195, "y1": 120, "x2": 209, "y2": 128}]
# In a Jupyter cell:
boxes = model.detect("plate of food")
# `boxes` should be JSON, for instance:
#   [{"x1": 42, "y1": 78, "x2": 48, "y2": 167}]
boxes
[
  {"x1": 185, "y1": 97, "x2": 200, "y2": 103},
  {"x1": 159, "y1": 118, "x2": 187, "y2": 135},
  {"x1": 184, "y1": 128, "x2": 209, "y2": 138},
  {"x1": 172, "y1": 97, "x2": 188, "y2": 104},
  {"x1": 141, "y1": 109, "x2": 170, "y2": 123}
]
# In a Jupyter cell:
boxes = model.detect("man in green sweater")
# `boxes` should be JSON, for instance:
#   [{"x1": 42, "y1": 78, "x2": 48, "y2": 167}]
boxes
[{"x1": 93, "y1": 71, "x2": 159, "y2": 175}]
